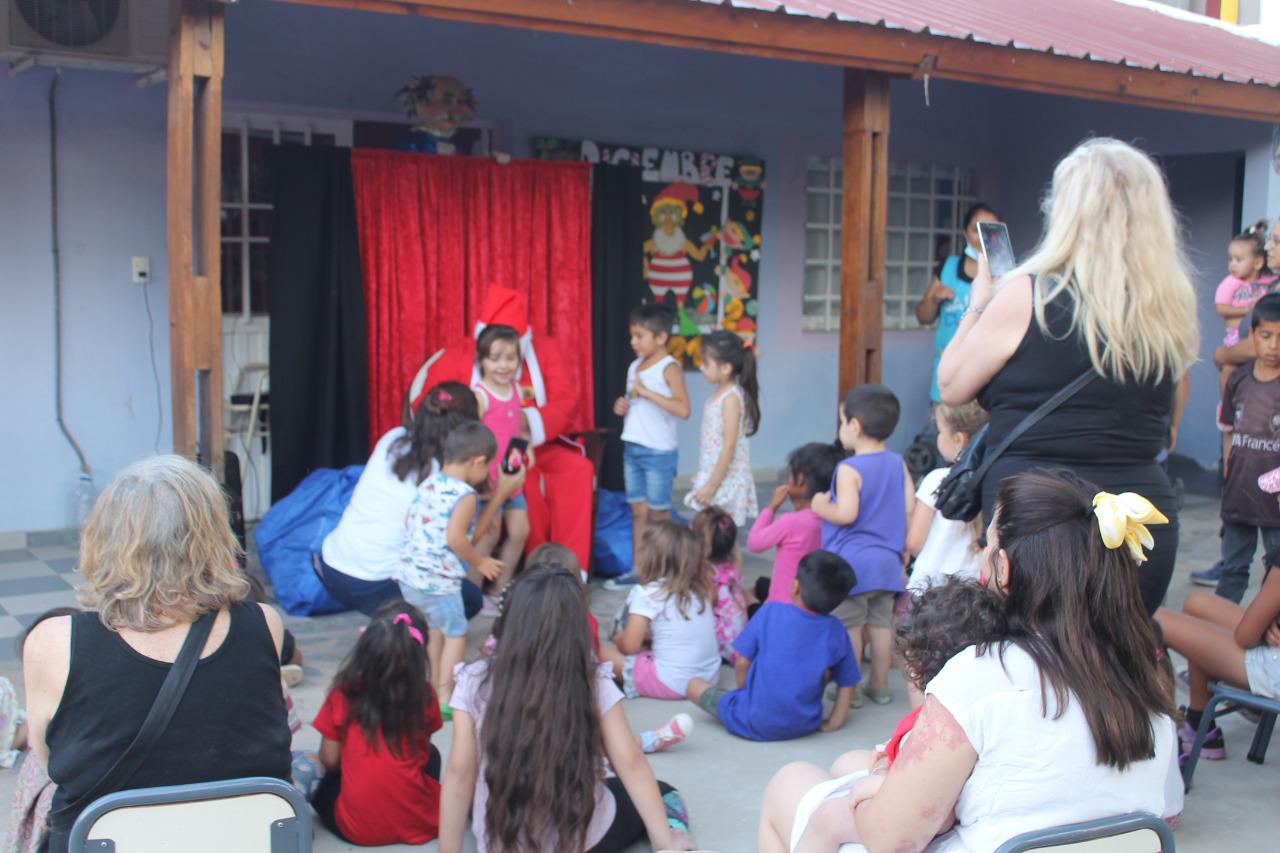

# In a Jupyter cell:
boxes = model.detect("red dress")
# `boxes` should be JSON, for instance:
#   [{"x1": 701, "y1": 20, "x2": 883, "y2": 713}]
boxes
[{"x1": 312, "y1": 689, "x2": 443, "y2": 846}]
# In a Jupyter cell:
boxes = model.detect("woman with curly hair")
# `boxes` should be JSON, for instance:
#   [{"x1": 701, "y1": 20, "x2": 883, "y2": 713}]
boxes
[{"x1": 439, "y1": 564, "x2": 696, "y2": 852}]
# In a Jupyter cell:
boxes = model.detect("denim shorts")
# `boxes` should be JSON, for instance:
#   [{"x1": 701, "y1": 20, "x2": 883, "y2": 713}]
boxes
[
  {"x1": 479, "y1": 492, "x2": 528, "y2": 515},
  {"x1": 399, "y1": 583, "x2": 468, "y2": 638},
  {"x1": 623, "y1": 442, "x2": 678, "y2": 510}
]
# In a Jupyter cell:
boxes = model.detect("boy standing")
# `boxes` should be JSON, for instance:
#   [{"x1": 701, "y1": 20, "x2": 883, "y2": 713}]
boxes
[
  {"x1": 813, "y1": 384, "x2": 914, "y2": 706},
  {"x1": 685, "y1": 550, "x2": 860, "y2": 741},
  {"x1": 1217, "y1": 294, "x2": 1280, "y2": 603},
  {"x1": 610, "y1": 303, "x2": 691, "y2": 583},
  {"x1": 399, "y1": 422, "x2": 504, "y2": 709}
]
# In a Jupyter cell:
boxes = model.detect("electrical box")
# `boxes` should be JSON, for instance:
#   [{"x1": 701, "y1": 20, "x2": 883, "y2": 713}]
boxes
[{"x1": 132, "y1": 256, "x2": 150, "y2": 284}]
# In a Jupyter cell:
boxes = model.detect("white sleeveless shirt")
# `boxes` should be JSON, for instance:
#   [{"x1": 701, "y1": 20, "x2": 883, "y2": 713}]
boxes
[{"x1": 620, "y1": 354, "x2": 679, "y2": 451}]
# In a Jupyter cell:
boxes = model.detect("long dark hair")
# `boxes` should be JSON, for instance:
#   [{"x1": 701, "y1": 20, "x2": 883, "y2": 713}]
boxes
[
  {"x1": 391, "y1": 381, "x2": 479, "y2": 483},
  {"x1": 692, "y1": 505, "x2": 736, "y2": 564},
  {"x1": 701, "y1": 329, "x2": 760, "y2": 436},
  {"x1": 991, "y1": 470, "x2": 1175, "y2": 769},
  {"x1": 480, "y1": 565, "x2": 602, "y2": 852},
  {"x1": 330, "y1": 602, "x2": 433, "y2": 759}
]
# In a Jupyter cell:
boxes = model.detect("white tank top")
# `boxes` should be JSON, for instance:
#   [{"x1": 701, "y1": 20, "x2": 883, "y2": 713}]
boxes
[{"x1": 620, "y1": 355, "x2": 679, "y2": 451}]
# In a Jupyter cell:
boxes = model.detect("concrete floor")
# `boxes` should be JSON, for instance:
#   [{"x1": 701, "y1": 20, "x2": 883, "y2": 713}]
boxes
[{"x1": 0, "y1": 492, "x2": 1276, "y2": 851}]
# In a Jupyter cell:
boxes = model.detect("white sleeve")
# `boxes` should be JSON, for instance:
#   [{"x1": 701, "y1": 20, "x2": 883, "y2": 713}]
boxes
[
  {"x1": 626, "y1": 583, "x2": 664, "y2": 620},
  {"x1": 916, "y1": 467, "x2": 948, "y2": 510}
]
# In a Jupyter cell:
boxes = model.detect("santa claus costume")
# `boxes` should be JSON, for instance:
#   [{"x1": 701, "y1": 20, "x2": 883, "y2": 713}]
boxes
[{"x1": 409, "y1": 287, "x2": 595, "y2": 571}]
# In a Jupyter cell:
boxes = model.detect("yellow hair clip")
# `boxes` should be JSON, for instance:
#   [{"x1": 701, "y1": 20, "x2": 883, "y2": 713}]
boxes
[{"x1": 1092, "y1": 491, "x2": 1169, "y2": 564}]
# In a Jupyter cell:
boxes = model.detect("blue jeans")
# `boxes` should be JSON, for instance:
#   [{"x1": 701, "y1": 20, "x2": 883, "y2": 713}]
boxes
[
  {"x1": 316, "y1": 555, "x2": 482, "y2": 619},
  {"x1": 623, "y1": 442, "x2": 678, "y2": 511},
  {"x1": 1218, "y1": 522, "x2": 1280, "y2": 604}
]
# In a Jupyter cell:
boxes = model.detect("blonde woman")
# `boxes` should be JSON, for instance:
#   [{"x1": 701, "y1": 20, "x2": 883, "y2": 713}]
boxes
[
  {"x1": 938, "y1": 138, "x2": 1197, "y2": 613},
  {"x1": 24, "y1": 456, "x2": 292, "y2": 853}
]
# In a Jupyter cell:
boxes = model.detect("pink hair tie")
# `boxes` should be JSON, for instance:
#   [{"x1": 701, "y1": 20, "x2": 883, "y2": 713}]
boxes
[
  {"x1": 437, "y1": 390, "x2": 453, "y2": 402},
  {"x1": 719, "y1": 516, "x2": 731, "y2": 531},
  {"x1": 393, "y1": 613, "x2": 425, "y2": 645}
]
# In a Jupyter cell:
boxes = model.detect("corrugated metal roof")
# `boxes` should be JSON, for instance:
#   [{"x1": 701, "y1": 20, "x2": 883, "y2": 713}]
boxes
[{"x1": 695, "y1": 0, "x2": 1280, "y2": 87}]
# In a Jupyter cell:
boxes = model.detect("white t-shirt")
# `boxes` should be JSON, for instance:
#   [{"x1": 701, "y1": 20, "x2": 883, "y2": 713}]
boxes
[
  {"x1": 626, "y1": 581, "x2": 720, "y2": 694},
  {"x1": 925, "y1": 644, "x2": 1175, "y2": 853},
  {"x1": 321, "y1": 427, "x2": 421, "y2": 582},
  {"x1": 908, "y1": 467, "x2": 983, "y2": 594},
  {"x1": 620, "y1": 355, "x2": 679, "y2": 451}
]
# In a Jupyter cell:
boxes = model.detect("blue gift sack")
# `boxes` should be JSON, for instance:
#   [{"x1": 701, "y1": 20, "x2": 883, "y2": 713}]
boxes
[
  {"x1": 591, "y1": 490, "x2": 689, "y2": 578},
  {"x1": 254, "y1": 465, "x2": 363, "y2": 616}
]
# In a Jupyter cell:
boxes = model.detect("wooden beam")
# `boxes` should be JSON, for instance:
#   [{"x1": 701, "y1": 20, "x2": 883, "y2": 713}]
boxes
[
  {"x1": 282, "y1": 0, "x2": 1280, "y2": 123},
  {"x1": 167, "y1": 0, "x2": 225, "y2": 471},
  {"x1": 838, "y1": 69, "x2": 890, "y2": 396}
]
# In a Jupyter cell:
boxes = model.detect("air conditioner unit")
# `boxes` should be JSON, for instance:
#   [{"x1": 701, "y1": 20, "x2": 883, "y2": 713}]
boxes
[{"x1": 1, "y1": 0, "x2": 168, "y2": 73}]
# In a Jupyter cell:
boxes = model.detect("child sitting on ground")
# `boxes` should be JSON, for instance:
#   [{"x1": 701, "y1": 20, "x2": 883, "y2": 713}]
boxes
[
  {"x1": 813, "y1": 384, "x2": 914, "y2": 706},
  {"x1": 686, "y1": 550, "x2": 860, "y2": 741},
  {"x1": 905, "y1": 401, "x2": 988, "y2": 595},
  {"x1": 601, "y1": 521, "x2": 721, "y2": 701},
  {"x1": 692, "y1": 506, "x2": 748, "y2": 663},
  {"x1": 788, "y1": 577, "x2": 1007, "y2": 852},
  {"x1": 399, "y1": 421, "x2": 504, "y2": 710},
  {"x1": 748, "y1": 442, "x2": 845, "y2": 611},
  {"x1": 440, "y1": 565, "x2": 697, "y2": 852},
  {"x1": 310, "y1": 604, "x2": 443, "y2": 847}
]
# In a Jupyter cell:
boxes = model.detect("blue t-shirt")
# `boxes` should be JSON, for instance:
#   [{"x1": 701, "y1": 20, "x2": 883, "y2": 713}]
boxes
[
  {"x1": 716, "y1": 602, "x2": 860, "y2": 741},
  {"x1": 931, "y1": 255, "x2": 973, "y2": 402},
  {"x1": 821, "y1": 451, "x2": 907, "y2": 595}
]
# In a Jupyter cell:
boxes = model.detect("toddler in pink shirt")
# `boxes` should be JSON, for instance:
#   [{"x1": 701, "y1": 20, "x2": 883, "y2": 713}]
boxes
[{"x1": 748, "y1": 442, "x2": 845, "y2": 607}]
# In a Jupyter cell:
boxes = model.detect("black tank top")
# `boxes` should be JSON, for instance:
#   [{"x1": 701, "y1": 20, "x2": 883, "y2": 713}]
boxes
[
  {"x1": 43, "y1": 602, "x2": 292, "y2": 853},
  {"x1": 978, "y1": 286, "x2": 1174, "y2": 467}
]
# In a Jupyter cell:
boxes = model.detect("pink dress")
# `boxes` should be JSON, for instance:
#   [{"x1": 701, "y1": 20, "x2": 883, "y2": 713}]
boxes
[
  {"x1": 475, "y1": 380, "x2": 524, "y2": 498},
  {"x1": 684, "y1": 384, "x2": 758, "y2": 525},
  {"x1": 711, "y1": 560, "x2": 748, "y2": 664}
]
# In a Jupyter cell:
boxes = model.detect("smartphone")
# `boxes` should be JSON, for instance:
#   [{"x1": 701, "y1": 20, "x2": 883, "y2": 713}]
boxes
[
  {"x1": 501, "y1": 436, "x2": 529, "y2": 475},
  {"x1": 977, "y1": 221, "x2": 1016, "y2": 280}
]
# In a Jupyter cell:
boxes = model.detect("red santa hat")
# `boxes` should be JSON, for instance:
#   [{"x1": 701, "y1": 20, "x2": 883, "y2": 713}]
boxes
[{"x1": 651, "y1": 182, "x2": 702, "y2": 216}]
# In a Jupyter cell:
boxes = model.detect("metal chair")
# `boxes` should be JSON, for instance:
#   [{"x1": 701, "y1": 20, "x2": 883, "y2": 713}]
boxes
[
  {"x1": 67, "y1": 777, "x2": 310, "y2": 853},
  {"x1": 993, "y1": 811, "x2": 1174, "y2": 852},
  {"x1": 1181, "y1": 680, "x2": 1280, "y2": 790}
]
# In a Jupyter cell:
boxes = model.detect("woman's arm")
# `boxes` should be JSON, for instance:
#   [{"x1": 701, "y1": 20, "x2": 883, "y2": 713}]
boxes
[
  {"x1": 439, "y1": 709, "x2": 480, "y2": 853},
  {"x1": 1235, "y1": 568, "x2": 1280, "y2": 648},
  {"x1": 613, "y1": 613, "x2": 651, "y2": 656},
  {"x1": 600, "y1": 703, "x2": 684, "y2": 850},
  {"x1": 812, "y1": 465, "x2": 860, "y2": 526},
  {"x1": 1215, "y1": 336, "x2": 1256, "y2": 370},
  {"x1": 22, "y1": 615, "x2": 72, "y2": 768},
  {"x1": 636, "y1": 362, "x2": 692, "y2": 420},
  {"x1": 936, "y1": 259, "x2": 1032, "y2": 406},
  {"x1": 850, "y1": 695, "x2": 976, "y2": 853},
  {"x1": 257, "y1": 603, "x2": 286, "y2": 661},
  {"x1": 692, "y1": 392, "x2": 742, "y2": 505}
]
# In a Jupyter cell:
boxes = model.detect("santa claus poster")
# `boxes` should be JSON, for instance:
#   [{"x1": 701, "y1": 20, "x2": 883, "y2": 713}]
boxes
[{"x1": 535, "y1": 137, "x2": 765, "y2": 368}]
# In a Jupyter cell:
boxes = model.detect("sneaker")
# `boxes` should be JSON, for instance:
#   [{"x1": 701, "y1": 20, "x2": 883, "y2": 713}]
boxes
[
  {"x1": 604, "y1": 573, "x2": 640, "y2": 591},
  {"x1": 481, "y1": 594, "x2": 502, "y2": 616},
  {"x1": 1178, "y1": 718, "x2": 1226, "y2": 760},
  {"x1": 1190, "y1": 563, "x2": 1222, "y2": 587},
  {"x1": 641, "y1": 713, "x2": 694, "y2": 754},
  {"x1": 280, "y1": 664, "x2": 304, "y2": 688},
  {"x1": 864, "y1": 687, "x2": 894, "y2": 706}
]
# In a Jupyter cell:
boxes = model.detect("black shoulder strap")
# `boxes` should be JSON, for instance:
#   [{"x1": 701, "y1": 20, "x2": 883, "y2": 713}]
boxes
[
  {"x1": 972, "y1": 368, "x2": 1097, "y2": 482},
  {"x1": 49, "y1": 610, "x2": 218, "y2": 830}
]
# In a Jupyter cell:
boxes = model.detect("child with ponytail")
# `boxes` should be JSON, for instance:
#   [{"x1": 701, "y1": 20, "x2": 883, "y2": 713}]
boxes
[
  {"x1": 684, "y1": 330, "x2": 760, "y2": 526},
  {"x1": 692, "y1": 506, "x2": 748, "y2": 663}
]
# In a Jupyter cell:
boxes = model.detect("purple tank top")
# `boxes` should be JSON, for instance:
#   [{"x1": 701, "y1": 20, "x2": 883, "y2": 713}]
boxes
[{"x1": 820, "y1": 451, "x2": 907, "y2": 595}]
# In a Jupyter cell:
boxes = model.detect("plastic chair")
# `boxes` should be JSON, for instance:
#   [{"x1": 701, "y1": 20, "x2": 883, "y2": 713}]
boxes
[
  {"x1": 1181, "y1": 680, "x2": 1280, "y2": 790},
  {"x1": 993, "y1": 811, "x2": 1174, "y2": 852},
  {"x1": 67, "y1": 776, "x2": 310, "y2": 853}
]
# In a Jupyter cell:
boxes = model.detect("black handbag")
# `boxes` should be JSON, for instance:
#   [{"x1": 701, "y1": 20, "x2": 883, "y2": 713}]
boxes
[{"x1": 934, "y1": 369, "x2": 1097, "y2": 522}]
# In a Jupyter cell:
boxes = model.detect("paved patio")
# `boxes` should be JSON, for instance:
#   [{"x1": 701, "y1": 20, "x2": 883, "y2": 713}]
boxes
[{"x1": 0, "y1": 491, "x2": 1275, "y2": 851}]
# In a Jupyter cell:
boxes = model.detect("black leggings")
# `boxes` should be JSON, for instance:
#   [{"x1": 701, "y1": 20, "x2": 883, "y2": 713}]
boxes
[
  {"x1": 311, "y1": 745, "x2": 441, "y2": 843},
  {"x1": 586, "y1": 778, "x2": 676, "y2": 853}
]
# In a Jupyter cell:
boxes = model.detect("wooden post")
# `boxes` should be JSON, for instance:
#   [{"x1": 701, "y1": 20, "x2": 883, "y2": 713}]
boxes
[
  {"x1": 167, "y1": 0, "x2": 225, "y2": 470},
  {"x1": 838, "y1": 69, "x2": 890, "y2": 396}
]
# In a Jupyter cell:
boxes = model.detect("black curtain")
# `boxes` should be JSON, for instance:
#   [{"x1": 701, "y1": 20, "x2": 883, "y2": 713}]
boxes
[
  {"x1": 590, "y1": 164, "x2": 648, "y2": 492},
  {"x1": 267, "y1": 146, "x2": 369, "y2": 501}
]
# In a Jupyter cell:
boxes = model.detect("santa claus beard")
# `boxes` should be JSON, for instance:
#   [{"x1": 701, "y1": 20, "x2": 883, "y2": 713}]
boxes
[{"x1": 652, "y1": 227, "x2": 687, "y2": 255}]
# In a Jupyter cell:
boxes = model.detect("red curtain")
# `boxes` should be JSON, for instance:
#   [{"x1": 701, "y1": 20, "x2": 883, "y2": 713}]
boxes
[{"x1": 351, "y1": 150, "x2": 593, "y2": 443}]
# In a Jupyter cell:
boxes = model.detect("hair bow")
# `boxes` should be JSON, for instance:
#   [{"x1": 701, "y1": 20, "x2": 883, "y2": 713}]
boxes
[
  {"x1": 437, "y1": 390, "x2": 453, "y2": 402},
  {"x1": 392, "y1": 613, "x2": 425, "y2": 645},
  {"x1": 1091, "y1": 491, "x2": 1168, "y2": 564}
]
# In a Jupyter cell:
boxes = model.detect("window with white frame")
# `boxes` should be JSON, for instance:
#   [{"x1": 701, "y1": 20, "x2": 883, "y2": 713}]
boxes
[
  {"x1": 220, "y1": 115, "x2": 353, "y2": 316},
  {"x1": 803, "y1": 159, "x2": 976, "y2": 331}
]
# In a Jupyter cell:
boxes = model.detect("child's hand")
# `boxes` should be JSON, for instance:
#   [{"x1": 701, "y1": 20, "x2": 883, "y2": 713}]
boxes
[
  {"x1": 1266, "y1": 619, "x2": 1280, "y2": 647},
  {"x1": 819, "y1": 716, "x2": 844, "y2": 733},
  {"x1": 690, "y1": 484, "x2": 716, "y2": 508},
  {"x1": 477, "y1": 557, "x2": 505, "y2": 582},
  {"x1": 613, "y1": 396, "x2": 629, "y2": 417},
  {"x1": 769, "y1": 483, "x2": 791, "y2": 512},
  {"x1": 495, "y1": 464, "x2": 527, "y2": 497}
]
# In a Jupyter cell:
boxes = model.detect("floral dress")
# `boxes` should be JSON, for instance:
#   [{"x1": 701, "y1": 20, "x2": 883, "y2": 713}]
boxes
[
  {"x1": 710, "y1": 560, "x2": 748, "y2": 664},
  {"x1": 685, "y1": 384, "x2": 758, "y2": 526}
]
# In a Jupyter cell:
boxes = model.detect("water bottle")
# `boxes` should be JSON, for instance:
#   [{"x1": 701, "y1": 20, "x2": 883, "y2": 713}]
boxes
[{"x1": 75, "y1": 473, "x2": 95, "y2": 527}]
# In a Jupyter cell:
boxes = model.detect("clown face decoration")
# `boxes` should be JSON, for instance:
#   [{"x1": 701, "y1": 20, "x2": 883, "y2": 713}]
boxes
[{"x1": 396, "y1": 75, "x2": 477, "y2": 155}]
